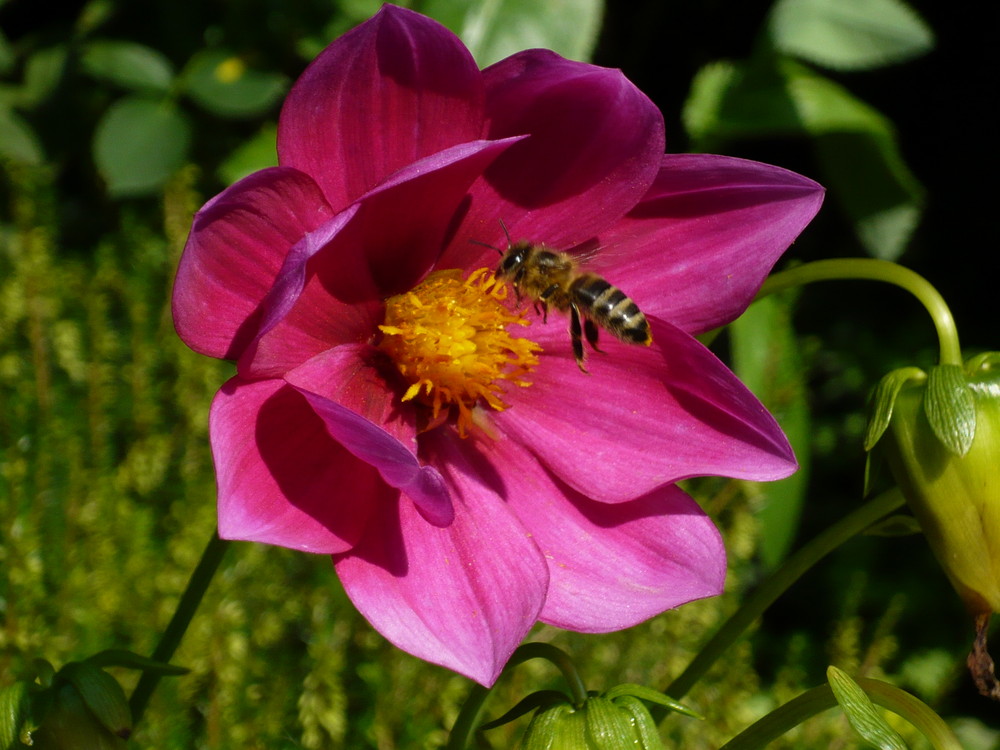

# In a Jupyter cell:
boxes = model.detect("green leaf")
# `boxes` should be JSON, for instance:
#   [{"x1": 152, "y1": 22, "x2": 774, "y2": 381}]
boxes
[
  {"x1": 864, "y1": 366, "x2": 926, "y2": 450},
  {"x1": 604, "y1": 684, "x2": 701, "y2": 719},
  {"x1": 0, "y1": 107, "x2": 44, "y2": 164},
  {"x1": 863, "y1": 513, "x2": 922, "y2": 536},
  {"x1": 730, "y1": 293, "x2": 809, "y2": 568},
  {"x1": 420, "y1": 0, "x2": 604, "y2": 66},
  {"x1": 217, "y1": 122, "x2": 278, "y2": 185},
  {"x1": 923, "y1": 364, "x2": 976, "y2": 456},
  {"x1": 181, "y1": 49, "x2": 287, "y2": 119},
  {"x1": 769, "y1": 0, "x2": 934, "y2": 71},
  {"x1": 60, "y1": 662, "x2": 131, "y2": 737},
  {"x1": 81, "y1": 40, "x2": 175, "y2": 93},
  {"x1": 93, "y1": 97, "x2": 191, "y2": 197},
  {"x1": 85, "y1": 649, "x2": 189, "y2": 676},
  {"x1": 684, "y1": 58, "x2": 924, "y2": 260},
  {"x1": 21, "y1": 46, "x2": 68, "y2": 108},
  {"x1": 827, "y1": 666, "x2": 908, "y2": 749},
  {"x1": 0, "y1": 27, "x2": 13, "y2": 75}
]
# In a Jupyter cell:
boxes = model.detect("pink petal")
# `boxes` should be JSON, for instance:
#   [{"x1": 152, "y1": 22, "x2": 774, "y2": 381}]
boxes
[
  {"x1": 277, "y1": 5, "x2": 485, "y2": 207},
  {"x1": 437, "y1": 50, "x2": 665, "y2": 269},
  {"x1": 242, "y1": 138, "x2": 521, "y2": 379},
  {"x1": 211, "y1": 377, "x2": 383, "y2": 553},
  {"x1": 496, "y1": 316, "x2": 796, "y2": 503},
  {"x1": 473, "y1": 435, "x2": 724, "y2": 629},
  {"x1": 334, "y1": 427, "x2": 549, "y2": 686},
  {"x1": 594, "y1": 153, "x2": 825, "y2": 333},
  {"x1": 285, "y1": 346, "x2": 453, "y2": 527},
  {"x1": 172, "y1": 168, "x2": 335, "y2": 360}
]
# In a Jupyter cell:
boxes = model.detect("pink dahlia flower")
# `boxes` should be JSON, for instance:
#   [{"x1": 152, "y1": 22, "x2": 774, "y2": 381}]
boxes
[{"x1": 172, "y1": 5, "x2": 823, "y2": 685}]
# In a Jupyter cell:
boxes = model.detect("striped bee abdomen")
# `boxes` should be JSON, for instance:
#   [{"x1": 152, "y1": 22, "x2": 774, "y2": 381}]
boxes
[{"x1": 570, "y1": 273, "x2": 651, "y2": 346}]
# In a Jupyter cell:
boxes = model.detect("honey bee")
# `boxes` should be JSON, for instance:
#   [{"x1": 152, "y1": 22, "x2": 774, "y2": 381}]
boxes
[{"x1": 489, "y1": 227, "x2": 652, "y2": 373}]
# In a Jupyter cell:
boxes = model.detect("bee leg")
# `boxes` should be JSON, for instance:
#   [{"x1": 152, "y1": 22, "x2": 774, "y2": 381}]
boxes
[
  {"x1": 570, "y1": 304, "x2": 589, "y2": 373},
  {"x1": 583, "y1": 318, "x2": 603, "y2": 352},
  {"x1": 540, "y1": 284, "x2": 560, "y2": 324}
]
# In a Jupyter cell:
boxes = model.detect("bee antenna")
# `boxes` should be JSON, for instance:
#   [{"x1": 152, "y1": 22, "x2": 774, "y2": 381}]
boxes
[
  {"x1": 469, "y1": 238, "x2": 503, "y2": 255},
  {"x1": 498, "y1": 218, "x2": 513, "y2": 246}
]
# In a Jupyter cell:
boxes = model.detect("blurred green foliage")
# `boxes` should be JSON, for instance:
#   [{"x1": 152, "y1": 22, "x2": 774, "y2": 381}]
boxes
[{"x1": 1, "y1": 0, "x2": 997, "y2": 748}]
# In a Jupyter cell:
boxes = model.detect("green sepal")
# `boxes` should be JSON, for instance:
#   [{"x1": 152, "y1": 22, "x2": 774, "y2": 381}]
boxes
[
  {"x1": 59, "y1": 662, "x2": 131, "y2": 738},
  {"x1": 864, "y1": 366, "x2": 925, "y2": 451},
  {"x1": 827, "y1": 666, "x2": 907, "y2": 749},
  {"x1": 520, "y1": 702, "x2": 576, "y2": 750},
  {"x1": 585, "y1": 696, "x2": 633, "y2": 746},
  {"x1": 608, "y1": 695, "x2": 664, "y2": 750},
  {"x1": 924, "y1": 364, "x2": 976, "y2": 456},
  {"x1": 85, "y1": 649, "x2": 188, "y2": 676},
  {"x1": 964, "y1": 351, "x2": 1000, "y2": 375},
  {"x1": 1, "y1": 681, "x2": 32, "y2": 750},
  {"x1": 479, "y1": 690, "x2": 568, "y2": 731},
  {"x1": 603, "y1": 684, "x2": 702, "y2": 720}
]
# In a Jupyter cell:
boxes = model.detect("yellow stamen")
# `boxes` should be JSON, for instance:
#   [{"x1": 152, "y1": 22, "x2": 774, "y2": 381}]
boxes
[{"x1": 378, "y1": 267, "x2": 541, "y2": 437}]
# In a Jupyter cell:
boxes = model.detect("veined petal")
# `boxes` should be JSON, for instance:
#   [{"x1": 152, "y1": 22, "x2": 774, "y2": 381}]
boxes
[
  {"x1": 439, "y1": 50, "x2": 664, "y2": 268},
  {"x1": 278, "y1": 4, "x2": 485, "y2": 207},
  {"x1": 242, "y1": 138, "x2": 521, "y2": 379},
  {"x1": 334, "y1": 427, "x2": 548, "y2": 686},
  {"x1": 496, "y1": 316, "x2": 796, "y2": 503},
  {"x1": 172, "y1": 167, "x2": 335, "y2": 360},
  {"x1": 594, "y1": 153, "x2": 825, "y2": 333},
  {"x1": 286, "y1": 347, "x2": 453, "y2": 527},
  {"x1": 211, "y1": 377, "x2": 381, "y2": 553},
  {"x1": 474, "y1": 436, "x2": 724, "y2": 629}
]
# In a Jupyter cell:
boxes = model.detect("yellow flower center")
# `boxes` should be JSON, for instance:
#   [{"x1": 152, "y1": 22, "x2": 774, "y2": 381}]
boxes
[{"x1": 378, "y1": 267, "x2": 541, "y2": 437}]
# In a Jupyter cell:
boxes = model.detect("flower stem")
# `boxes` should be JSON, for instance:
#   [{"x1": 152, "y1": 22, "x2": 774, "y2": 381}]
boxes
[
  {"x1": 758, "y1": 259, "x2": 962, "y2": 366},
  {"x1": 658, "y1": 488, "x2": 905, "y2": 712},
  {"x1": 128, "y1": 529, "x2": 229, "y2": 724},
  {"x1": 717, "y1": 677, "x2": 964, "y2": 750},
  {"x1": 446, "y1": 643, "x2": 588, "y2": 750}
]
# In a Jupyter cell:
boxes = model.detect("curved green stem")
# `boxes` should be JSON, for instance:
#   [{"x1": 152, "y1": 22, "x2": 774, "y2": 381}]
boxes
[
  {"x1": 657, "y1": 488, "x2": 905, "y2": 713},
  {"x1": 718, "y1": 678, "x2": 964, "y2": 750},
  {"x1": 128, "y1": 530, "x2": 229, "y2": 724},
  {"x1": 446, "y1": 643, "x2": 588, "y2": 750},
  {"x1": 759, "y1": 259, "x2": 962, "y2": 366}
]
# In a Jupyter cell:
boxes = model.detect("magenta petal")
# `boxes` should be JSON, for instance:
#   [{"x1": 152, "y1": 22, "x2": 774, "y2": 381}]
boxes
[
  {"x1": 497, "y1": 316, "x2": 796, "y2": 502},
  {"x1": 440, "y1": 50, "x2": 664, "y2": 265},
  {"x1": 211, "y1": 377, "x2": 382, "y2": 553},
  {"x1": 477, "y1": 436, "x2": 724, "y2": 629},
  {"x1": 334, "y1": 429, "x2": 548, "y2": 685},
  {"x1": 242, "y1": 138, "x2": 520, "y2": 379},
  {"x1": 595, "y1": 153, "x2": 825, "y2": 333},
  {"x1": 278, "y1": 5, "x2": 485, "y2": 207},
  {"x1": 172, "y1": 168, "x2": 335, "y2": 360},
  {"x1": 286, "y1": 348, "x2": 453, "y2": 527}
]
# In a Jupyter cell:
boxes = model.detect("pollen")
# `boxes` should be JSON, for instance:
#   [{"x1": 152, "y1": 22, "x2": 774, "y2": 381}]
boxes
[{"x1": 378, "y1": 267, "x2": 541, "y2": 437}]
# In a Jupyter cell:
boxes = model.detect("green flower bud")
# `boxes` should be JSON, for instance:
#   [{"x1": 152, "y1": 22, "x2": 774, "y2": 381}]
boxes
[
  {"x1": 518, "y1": 685, "x2": 691, "y2": 750},
  {"x1": 867, "y1": 353, "x2": 1000, "y2": 616}
]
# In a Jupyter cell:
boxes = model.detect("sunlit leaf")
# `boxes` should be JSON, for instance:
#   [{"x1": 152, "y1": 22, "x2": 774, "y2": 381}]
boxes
[
  {"x1": 684, "y1": 58, "x2": 923, "y2": 259},
  {"x1": 770, "y1": 0, "x2": 933, "y2": 71},
  {"x1": 82, "y1": 40, "x2": 175, "y2": 93},
  {"x1": 21, "y1": 45, "x2": 67, "y2": 108},
  {"x1": 731, "y1": 293, "x2": 809, "y2": 567},
  {"x1": 181, "y1": 49, "x2": 287, "y2": 118},
  {"x1": 217, "y1": 122, "x2": 278, "y2": 185},
  {"x1": 420, "y1": 0, "x2": 604, "y2": 66},
  {"x1": 93, "y1": 97, "x2": 191, "y2": 196},
  {"x1": 0, "y1": 107, "x2": 44, "y2": 164},
  {"x1": 827, "y1": 666, "x2": 908, "y2": 749}
]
